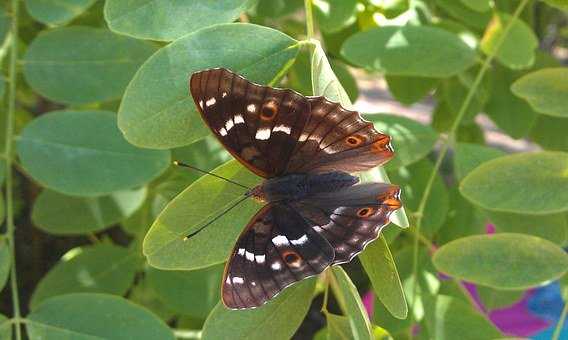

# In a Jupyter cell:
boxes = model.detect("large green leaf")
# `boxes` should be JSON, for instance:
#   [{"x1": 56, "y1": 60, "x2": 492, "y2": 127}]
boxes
[
  {"x1": 27, "y1": 293, "x2": 174, "y2": 339},
  {"x1": 22, "y1": 26, "x2": 157, "y2": 104},
  {"x1": 476, "y1": 286, "x2": 523, "y2": 310},
  {"x1": 313, "y1": 0, "x2": 357, "y2": 33},
  {"x1": 104, "y1": 0, "x2": 253, "y2": 41},
  {"x1": 202, "y1": 278, "x2": 316, "y2": 340},
  {"x1": 0, "y1": 7, "x2": 9, "y2": 44},
  {"x1": 540, "y1": 0, "x2": 568, "y2": 10},
  {"x1": 385, "y1": 76, "x2": 438, "y2": 106},
  {"x1": 453, "y1": 143, "x2": 505, "y2": 180},
  {"x1": 530, "y1": 115, "x2": 568, "y2": 151},
  {"x1": 433, "y1": 234, "x2": 568, "y2": 289},
  {"x1": 0, "y1": 239, "x2": 10, "y2": 291},
  {"x1": 29, "y1": 244, "x2": 141, "y2": 309},
  {"x1": 459, "y1": 0, "x2": 490, "y2": 12},
  {"x1": 324, "y1": 313, "x2": 393, "y2": 340},
  {"x1": 436, "y1": 187, "x2": 486, "y2": 245},
  {"x1": 341, "y1": 26, "x2": 476, "y2": 78},
  {"x1": 17, "y1": 110, "x2": 170, "y2": 197},
  {"x1": 366, "y1": 114, "x2": 438, "y2": 169},
  {"x1": 359, "y1": 235, "x2": 407, "y2": 319},
  {"x1": 423, "y1": 295, "x2": 501, "y2": 340},
  {"x1": 436, "y1": 0, "x2": 491, "y2": 30},
  {"x1": 24, "y1": 0, "x2": 97, "y2": 26},
  {"x1": 480, "y1": 13, "x2": 537, "y2": 69},
  {"x1": 32, "y1": 187, "x2": 147, "y2": 235},
  {"x1": 118, "y1": 23, "x2": 299, "y2": 149},
  {"x1": 146, "y1": 264, "x2": 223, "y2": 319},
  {"x1": 511, "y1": 68, "x2": 568, "y2": 118},
  {"x1": 460, "y1": 152, "x2": 568, "y2": 214},
  {"x1": 331, "y1": 267, "x2": 373, "y2": 340},
  {"x1": 144, "y1": 160, "x2": 261, "y2": 270},
  {"x1": 0, "y1": 314, "x2": 11, "y2": 340}
]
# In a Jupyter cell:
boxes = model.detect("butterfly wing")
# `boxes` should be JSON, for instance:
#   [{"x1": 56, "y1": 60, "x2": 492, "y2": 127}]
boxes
[
  {"x1": 190, "y1": 68, "x2": 310, "y2": 177},
  {"x1": 286, "y1": 96, "x2": 394, "y2": 174},
  {"x1": 292, "y1": 183, "x2": 401, "y2": 264},
  {"x1": 222, "y1": 203, "x2": 334, "y2": 309}
]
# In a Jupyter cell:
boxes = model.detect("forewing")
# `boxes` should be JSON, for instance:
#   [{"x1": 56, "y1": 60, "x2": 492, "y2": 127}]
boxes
[
  {"x1": 293, "y1": 183, "x2": 401, "y2": 264},
  {"x1": 222, "y1": 204, "x2": 334, "y2": 309},
  {"x1": 286, "y1": 97, "x2": 394, "y2": 174},
  {"x1": 190, "y1": 68, "x2": 310, "y2": 177}
]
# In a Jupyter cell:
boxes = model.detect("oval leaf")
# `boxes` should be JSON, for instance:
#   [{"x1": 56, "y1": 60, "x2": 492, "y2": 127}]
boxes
[
  {"x1": 453, "y1": 143, "x2": 505, "y2": 180},
  {"x1": 202, "y1": 278, "x2": 316, "y2": 340},
  {"x1": 104, "y1": 0, "x2": 253, "y2": 41},
  {"x1": 331, "y1": 267, "x2": 373, "y2": 340},
  {"x1": 0, "y1": 239, "x2": 10, "y2": 291},
  {"x1": 24, "y1": 0, "x2": 97, "y2": 25},
  {"x1": 32, "y1": 187, "x2": 147, "y2": 235},
  {"x1": 30, "y1": 244, "x2": 141, "y2": 309},
  {"x1": 460, "y1": 152, "x2": 568, "y2": 214},
  {"x1": 313, "y1": 0, "x2": 357, "y2": 33},
  {"x1": 341, "y1": 26, "x2": 476, "y2": 78},
  {"x1": 366, "y1": 114, "x2": 438, "y2": 169},
  {"x1": 143, "y1": 160, "x2": 261, "y2": 270},
  {"x1": 22, "y1": 26, "x2": 157, "y2": 104},
  {"x1": 359, "y1": 235, "x2": 407, "y2": 319},
  {"x1": 27, "y1": 293, "x2": 174, "y2": 339},
  {"x1": 433, "y1": 234, "x2": 568, "y2": 289},
  {"x1": 17, "y1": 110, "x2": 170, "y2": 196},
  {"x1": 480, "y1": 13, "x2": 537, "y2": 69},
  {"x1": 118, "y1": 23, "x2": 299, "y2": 149},
  {"x1": 511, "y1": 68, "x2": 568, "y2": 118}
]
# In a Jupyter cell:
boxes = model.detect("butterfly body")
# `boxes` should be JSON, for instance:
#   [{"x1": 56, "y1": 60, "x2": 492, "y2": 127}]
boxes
[{"x1": 189, "y1": 68, "x2": 402, "y2": 309}]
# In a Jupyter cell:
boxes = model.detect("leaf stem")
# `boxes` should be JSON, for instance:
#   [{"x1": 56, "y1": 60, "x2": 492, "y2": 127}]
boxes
[
  {"x1": 4, "y1": 0, "x2": 22, "y2": 339},
  {"x1": 304, "y1": 0, "x2": 315, "y2": 41},
  {"x1": 553, "y1": 299, "x2": 568, "y2": 340},
  {"x1": 408, "y1": 0, "x2": 530, "y2": 336}
]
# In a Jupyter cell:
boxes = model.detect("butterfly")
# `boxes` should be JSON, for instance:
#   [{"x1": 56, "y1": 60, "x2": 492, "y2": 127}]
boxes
[{"x1": 189, "y1": 68, "x2": 402, "y2": 310}]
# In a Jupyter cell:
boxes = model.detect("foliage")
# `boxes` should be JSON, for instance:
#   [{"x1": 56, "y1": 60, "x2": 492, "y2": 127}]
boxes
[{"x1": 0, "y1": 0, "x2": 567, "y2": 339}]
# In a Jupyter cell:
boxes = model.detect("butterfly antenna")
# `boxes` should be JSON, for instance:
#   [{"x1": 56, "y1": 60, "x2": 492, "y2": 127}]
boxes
[
  {"x1": 183, "y1": 196, "x2": 249, "y2": 240},
  {"x1": 173, "y1": 161, "x2": 251, "y2": 190}
]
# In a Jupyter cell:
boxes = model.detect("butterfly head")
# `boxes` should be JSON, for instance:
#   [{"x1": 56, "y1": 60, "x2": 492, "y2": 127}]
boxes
[{"x1": 245, "y1": 185, "x2": 267, "y2": 203}]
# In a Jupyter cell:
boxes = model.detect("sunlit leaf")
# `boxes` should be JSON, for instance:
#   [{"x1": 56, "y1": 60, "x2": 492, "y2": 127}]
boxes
[
  {"x1": 511, "y1": 68, "x2": 568, "y2": 118},
  {"x1": 313, "y1": 0, "x2": 357, "y2": 33},
  {"x1": 24, "y1": 0, "x2": 97, "y2": 26}
]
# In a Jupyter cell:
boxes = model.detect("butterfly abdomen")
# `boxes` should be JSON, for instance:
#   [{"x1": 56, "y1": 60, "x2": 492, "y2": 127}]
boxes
[{"x1": 261, "y1": 171, "x2": 358, "y2": 202}]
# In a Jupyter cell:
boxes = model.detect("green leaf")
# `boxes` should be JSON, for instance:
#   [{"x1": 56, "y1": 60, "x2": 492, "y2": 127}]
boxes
[
  {"x1": 0, "y1": 7, "x2": 9, "y2": 44},
  {"x1": 331, "y1": 267, "x2": 373, "y2": 340},
  {"x1": 30, "y1": 244, "x2": 141, "y2": 309},
  {"x1": 325, "y1": 313, "x2": 393, "y2": 340},
  {"x1": 127, "y1": 277, "x2": 176, "y2": 322},
  {"x1": 385, "y1": 76, "x2": 438, "y2": 106},
  {"x1": 484, "y1": 210, "x2": 568, "y2": 246},
  {"x1": 341, "y1": 26, "x2": 476, "y2": 78},
  {"x1": 202, "y1": 278, "x2": 316, "y2": 340},
  {"x1": 388, "y1": 159, "x2": 449, "y2": 237},
  {"x1": 104, "y1": 0, "x2": 253, "y2": 41},
  {"x1": 331, "y1": 60, "x2": 359, "y2": 103},
  {"x1": 459, "y1": 0, "x2": 490, "y2": 12},
  {"x1": 118, "y1": 23, "x2": 299, "y2": 149},
  {"x1": 485, "y1": 64, "x2": 538, "y2": 138},
  {"x1": 460, "y1": 152, "x2": 568, "y2": 214},
  {"x1": 313, "y1": 0, "x2": 357, "y2": 33},
  {"x1": 423, "y1": 295, "x2": 501, "y2": 340},
  {"x1": 476, "y1": 286, "x2": 524, "y2": 310},
  {"x1": 433, "y1": 234, "x2": 568, "y2": 289},
  {"x1": 27, "y1": 293, "x2": 174, "y2": 339},
  {"x1": 436, "y1": 187, "x2": 486, "y2": 245},
  {"x1": 541, "y1": 0, "x2": 568, "y2": 10},
  {"x1": 511, "y1": 68, "x2": 568, "y2": 118},
  {"x1": 0, "y1": 238, "x2": 10, "y2": 291},
  {"x1": 480, "y1": 13, "x2": 537, "y2": 69},
  {"x1": 530, "y1": 115, "x2": 568, "y2": 151},
  {"x1": 144, "y1": 160, "x2": 261, "y2": 270},
  {"x1": 17, "y1": 110, "x2": 170, "y2": 197},
  {"x1": 366, "y1": 114, "x2": 438, "y2": 169},
  {"x1": 22, "y1": 26, "x2": 157, "y2": 104},
  {"x1": 373, "y1": 0, "x2": 410, "y2": 19},
  {"x1": 359, "y1": 235, "x2": 407, "y2": 319},
  {"x1": 453, "y1": 143, "x2": 505, "y2": 180},
  {"x1": 146, "y1": 264, "x2": 223, "y2": 319},
  {"x1": 436, "y1": 0, "x2": 491, "y2": 30},
  {"x1": 24, "y1": 0, "x2": 97, "y2": 26},
  {"x1": 0, "y1": 314, "x2": 11, "y2": 340},
  {"x1": 32, "y1": 187, "x2": 147, "y2": 235}
]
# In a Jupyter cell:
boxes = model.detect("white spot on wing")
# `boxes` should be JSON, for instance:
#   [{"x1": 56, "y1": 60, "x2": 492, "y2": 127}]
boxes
[
  {"x1": 199, "y1": 100, "x2": 204, "y2": 109},
  {"x1": 222, "y1": 92, "x2": 227, "y2": 98},
  {"x1": 290, "y1": 235, "x2": 308, "y2": 246},
  {"x1": 245, "y1": 251, "x2": 255, "y2": 261},
  {"x1": 272, "y1": 235, "x2": 288, "y2": 246},
  {"x1": 255, "y1": 128, "x2": 271, "y2": 140},
  {"x1": 271, "y1": 262, "x2": 282, "y2": 270},
  {"x1": 273, "y1": 124, "x2": 291, "y2": 135},
  {"x1": 206, "y1": 97, "x2": 216, "y2": 107},
  {"x1": 219, "y1": 127, "x2": 227, "y2": 136},
  {"x1": 237, "y1": 248, "x2": 245, "y2": 256},
  {"x1": 233, "y1": 276, "x2": 244, "y2": 284},
  {"x1": 255, "y1": 255, "x2": 266, "y2": 264},
  {"x1": 225, "y1": 119, "x2": 234, "y2": 131},
  {"x1": 234, "y1": 114, "x2": 245, "y2": 124},
  {"x1": 247, "y1": 104, "x2": 257, "y2": 113}
]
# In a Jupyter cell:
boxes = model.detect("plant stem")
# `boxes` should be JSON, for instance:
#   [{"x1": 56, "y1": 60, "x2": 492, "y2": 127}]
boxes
[
  {"x1": 553, "y1": 300, "x2": 568, "y2": 340},
  {"x1": 408, "y1": 0, "x2": 530, "y2": 336},
  {"x1": 5, "y1": 0, "x2": 21, "y2": 339},
  {"x1": 304, "y1": 0, "x2": 315, "y2": 41}
]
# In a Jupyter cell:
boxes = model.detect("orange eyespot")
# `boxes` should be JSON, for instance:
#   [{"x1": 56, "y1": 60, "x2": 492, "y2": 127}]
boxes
[
  {"x1": 377, "y1": 186, "x2": 402, "y2": 210},
  {"x1": 345, "y1": 135, "x2": 364, "y2": 147},
  {"x1": 282, "y1": 251, "x2": 301, "y2": 267},
  {"x1": 357, "y1": 207, "x2": 375, "y2": 218},
  {"x1": 370, "y1": 134, "x2": 392, "y2": 154},
  {"x1": 260, "y1": 101, "x2": 278, "y2": 121}
]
